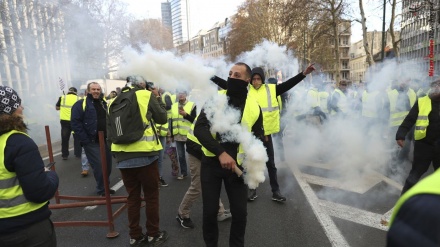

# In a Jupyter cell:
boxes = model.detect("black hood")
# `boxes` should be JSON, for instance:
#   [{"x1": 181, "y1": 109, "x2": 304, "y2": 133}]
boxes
[{"x1": 251, "y1": 67, "x2": 265, "y2": 84}]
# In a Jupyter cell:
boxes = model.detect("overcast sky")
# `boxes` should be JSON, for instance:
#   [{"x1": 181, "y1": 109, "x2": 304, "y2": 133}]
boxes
[{"x1": 122, "y1": 0, "x2": 399, "y2": 43}]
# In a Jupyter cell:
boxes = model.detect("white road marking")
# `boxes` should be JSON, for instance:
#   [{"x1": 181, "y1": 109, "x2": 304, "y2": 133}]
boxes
[
  {"x1": 84, "y1": 180, "x2": 125, "y2": 210},
  {"x1": 302, "y1": 173, "x2": 382, "y2": 194},
  {"x1": 319, "y1": 200, "x2": 388, "y2": 231},
  {"x1": 368, "y1": 169, "x2": 403, "y2": 191},
  {"x1": 288, "y1": 163, "x2": 350, "y2": 247}
]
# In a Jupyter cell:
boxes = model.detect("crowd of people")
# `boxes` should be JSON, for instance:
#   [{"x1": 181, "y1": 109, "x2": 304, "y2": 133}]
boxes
[{"x1": 1, "y1": 60, "x2": 439, "y2": 246}]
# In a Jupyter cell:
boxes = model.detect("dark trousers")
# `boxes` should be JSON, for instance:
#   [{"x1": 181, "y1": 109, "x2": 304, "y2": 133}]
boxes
[
  {"x1": 201, "y1": 156, "x2": 247, "y2": 247},
  {"x1": 176, "y1": 141, "x2": 188, "y2": 176},
  {"x1": 0, "y1": 218, "x2": 56, "y2": 247},
  {"x1": 60, "y1": 120, "x2": 81, "y2": 158},
  {"x1": 120, "y1": 162, "x2": 160, "y2": 239},
  {"x1": 263, "y1": 135, "x2": 280, "y2": 193},
  {"x1": 83, "y1": 142, "x2": 112, "y2": 194},
  {"x1": 401, "y1": 141, "x2": 440, "y2": 195}
]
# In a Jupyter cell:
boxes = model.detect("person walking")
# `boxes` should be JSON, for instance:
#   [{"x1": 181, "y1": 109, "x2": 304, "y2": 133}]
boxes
[
  {"x1": 170, "y1": 90, "x2": 197, "y2": 180},
  {"x1": 108, "y1": 76, "x2": 169, "y2": 247},
  {"x1": 195, "y1": 62, "x2": 264, "y2": 247},
  {"x1": 176, "y1": 115, "x2": 231, "y2": 229},
  {"x1": 55, "y1": 86, "x2": 81, "y2": 160},
  {"x1": 396, "y1": 79, "x2": 440, "y2": 195},
  {"x1": 0, "y1": 86, "x2": 59, "y2": 247},
  {"x1": 71, "y1": 82, "x2": 114, "y2": 196}
]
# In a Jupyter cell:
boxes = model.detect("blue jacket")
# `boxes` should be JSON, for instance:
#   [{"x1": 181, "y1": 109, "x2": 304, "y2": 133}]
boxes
[
  {"x1": 0, "y1": 133, "x2": 59, "y2": 234},
  {"x1": 71, "y1": 94, "x2": 107, "y2": 145}
]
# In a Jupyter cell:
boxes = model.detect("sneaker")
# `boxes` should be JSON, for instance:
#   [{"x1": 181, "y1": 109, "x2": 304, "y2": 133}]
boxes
[
  {"x1": 176, "y1": 174, "x2": 187, "y2": 180},
  {"x1": 176, "y1": 214, "x2": 194, "y2": 229},
  {"x1": 62, "y1": 156, "x2": 68, "y2": 160},
  {"x1": 272, "y1": 191, "x2": 286, "y2": 202},
  {"x1": 248, "y1": 189, "x2": 258, "y2": 201},
  {"x1": 159, "y1": 177, "x2": 168, "y2": 187},
  {"x1": 147, "y1": 230, "x2": 169, "y2": 247},
  {"x1": 217, "y1": 210, "x2": 232, "y2": 222},
  {"x1": 129, "y1": 234, "x2": 146, "y2": 246},
  {"x1": 81, "y1": 170, "x2": 88, "y2": 177}
]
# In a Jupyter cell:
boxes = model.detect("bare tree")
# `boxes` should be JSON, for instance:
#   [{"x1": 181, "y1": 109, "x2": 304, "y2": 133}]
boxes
[
  {"x1": 129, "y1": 19, "x2": 173, "y2": 52},
  {"x1": 359, "y1": 0, "x2": 375, "y2": 66},
  {"x1": 389, "y1": 0, "x2": 400, "y2": 58}
]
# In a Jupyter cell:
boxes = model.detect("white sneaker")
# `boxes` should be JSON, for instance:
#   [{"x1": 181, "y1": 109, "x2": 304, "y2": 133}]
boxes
[{"x1": 217, "y1": 210, "x2": 232, "y2": 221}]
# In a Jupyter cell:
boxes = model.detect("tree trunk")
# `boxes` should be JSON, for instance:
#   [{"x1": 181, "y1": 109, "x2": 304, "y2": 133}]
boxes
[
  {"x1": 359, "y1": 0, "x2": 375, "y2": 66},
  {"x1": 389, "y1": 0, "x2": 399, "y2": 59}
]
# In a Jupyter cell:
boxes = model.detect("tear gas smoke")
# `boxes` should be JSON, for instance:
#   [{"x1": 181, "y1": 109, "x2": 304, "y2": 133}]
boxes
[{"x1": 202, "y1": 93, "x2": 267, "y2": 189}]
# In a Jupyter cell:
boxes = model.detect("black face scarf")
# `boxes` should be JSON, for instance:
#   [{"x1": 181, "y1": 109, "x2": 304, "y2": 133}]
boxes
[{"x1": 226, "y1": 77, "x2": 248, "y2": 108}]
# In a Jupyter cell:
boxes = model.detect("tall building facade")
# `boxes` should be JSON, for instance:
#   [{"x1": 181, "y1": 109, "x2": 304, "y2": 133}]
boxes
[
  {"x1": 170, "y1": 0, "x2": 191, "y2": 46},
  {"x1": 161, "y1": 1, "x2": 172, "y2": 29},
  {"x1": 400, "y1": 0, "x2": 440, "y2": 77}
]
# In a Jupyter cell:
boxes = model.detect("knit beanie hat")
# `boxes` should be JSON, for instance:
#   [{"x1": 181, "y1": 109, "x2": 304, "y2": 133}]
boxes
[{"x1": 0, "y1": 86, "x2": 22, "y2": 115}]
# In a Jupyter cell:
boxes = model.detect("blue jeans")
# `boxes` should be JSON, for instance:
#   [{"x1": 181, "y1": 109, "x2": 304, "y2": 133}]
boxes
[
  {"x1": 176, "y1": 141, "x2": 188, "y2": 176},
  {"x1": 83, "y1": 142, "x2": 112, "y2": 194},
  {"x1": 158, "y1": 136, "x2": 166, "y2": 177},
  {"x1": 81, "y1": 148, "x2": 89, "y2": 171}
]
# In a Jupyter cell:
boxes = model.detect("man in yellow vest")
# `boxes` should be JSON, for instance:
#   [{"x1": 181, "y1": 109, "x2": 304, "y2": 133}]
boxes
[
  {"x1": 55, "y1": 86, "x2": 81, "y2": 160},
  {"x1": 329, "y1": 80, "x2": 349, "y2": 116},
  {"x1": 159, "y1": 87, "x2": 180, "y2": 177},
  {"x1": 170, "y1": 90, "x2": 197, "y2": 180},
  {"x1": 195, "y1": 62, "x2": 264, "y2": 247},
  {"x1": 108, "y1": 76, "x2": 169, "y2": 246},
  {"x1": 395, "y1": 79, "x2": 440, "y2": 195},
  {"x1": 247, "y1": 65, "x2": 315, "y2": 202},
  {"x1": 0, "y1": 86, "x2": 59, "y2": 246},
  {"x1": 211, "y1": 64, "x2": 316, "y2": 202},
  {"x1": 387, "y1": 167, "x2": 440, "y2": 246}
]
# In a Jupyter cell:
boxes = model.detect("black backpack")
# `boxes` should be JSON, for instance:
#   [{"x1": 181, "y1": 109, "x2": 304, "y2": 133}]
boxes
[{"x1": 107, "y1": 87, "x2": 146, "y2": 144}]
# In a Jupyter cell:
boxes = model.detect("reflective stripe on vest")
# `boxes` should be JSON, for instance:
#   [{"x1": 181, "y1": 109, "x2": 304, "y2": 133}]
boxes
[
  {"x1": 111, "y1": 90, "x2": 162, "y2": 152},
  {"x1": 202, "y1": 98, "x2": 260, "y2": 165},
  {"x1": 388, "y1": 89, "x2": 417, "y2": 126},
  {"x1": 248, "y1": 84, "x2": 280, "y2": 135},
  {"x1": 60, "y1": 94, "x2": 79, "y2": 121},
  {"x1": 171, "y1": 101, "x2": 195, "y2": 136},
  {"x1": 156, "y1": 122, "x2": 169, "y2": 137},
  {"x1": 186, "y1": 115, "x2": 200, "y2": 145},
  {"x1": 0, "y1": 130, "x2": 47, "y2": 218},
  {"x1": 414, "y1": 96, "x2": 431, "y2": 141},
  {"x1": 389, "y1": 168, "x2": 440, "y2": 226}
]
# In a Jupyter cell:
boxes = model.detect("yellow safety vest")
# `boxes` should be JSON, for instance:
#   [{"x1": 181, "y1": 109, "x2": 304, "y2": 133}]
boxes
[
  {"x1": 248, "y1": 84, "x2": 280, "y2": 135},
  {"x1": 319, "y1": 91, "x2": 329, "y2": 113},
  {"x1": 156, "y1": 121, "x2": 169, "y2": 137},
  {"x1": 387, "y1": 89, "x2": 417, "y2": 127},
  {"x1": 389, "y1": 168, "x2": 440, "y2": 226},
  {"x1": 171, "y1": 101, "x2": 195, "y2": 136},
  {"x1": 0, "y1": 130, "x2": 47, "y2": 218},
  {"x1": 202, "y1": 98, "x2": 260, "y2": 165},
  {"x1": 306, "y1": 88, "x2": 320, "y2": 108},
  {"x1": 186, "y1": 115, "x2": 201, "y2": 145},
  {"x1": 60, "y1": 94, "x2": 79, "y2": 121},
  {"x1": 414, "y1": 96, "x2": 431, "y2": 141},
  {"x1": 361, "y1": 91, "x2": 380, "y2": 118},
  {"x1": 111, "y1": 90, "x2": 162, "y2": 152}
]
